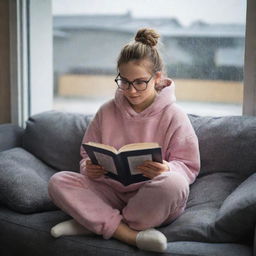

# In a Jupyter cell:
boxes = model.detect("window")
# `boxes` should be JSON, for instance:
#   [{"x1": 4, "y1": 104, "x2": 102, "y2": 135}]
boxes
[
  {"x1": 10, "y1": 0, "x2": 255, "y2": 126},
  {"x1": 51, "y1": 0, "x2": 247, "y2": 116}
]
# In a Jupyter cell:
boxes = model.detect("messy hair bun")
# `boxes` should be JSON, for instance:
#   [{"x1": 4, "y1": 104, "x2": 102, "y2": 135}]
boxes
[
  {"x1": 135, "y1": 28, "x2": 160, "y2": 47},
  {"x1": 117, "y1": 27, "x2": 165, "y2": 74}
]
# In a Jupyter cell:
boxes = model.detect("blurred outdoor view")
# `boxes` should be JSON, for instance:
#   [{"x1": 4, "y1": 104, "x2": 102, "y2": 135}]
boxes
[{"x1": 52, "y1": 0, "x2": 246, "y2": 116}]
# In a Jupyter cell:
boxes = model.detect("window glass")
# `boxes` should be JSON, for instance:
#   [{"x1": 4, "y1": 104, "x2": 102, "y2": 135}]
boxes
[{"x1": 52, "y1": 0, "x2": 246, "y2": 116}]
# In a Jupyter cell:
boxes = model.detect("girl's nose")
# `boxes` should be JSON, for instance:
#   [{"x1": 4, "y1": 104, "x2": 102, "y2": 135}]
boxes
[{"x1": 127, "y1": 84, "x2": 137, "y2": 93}]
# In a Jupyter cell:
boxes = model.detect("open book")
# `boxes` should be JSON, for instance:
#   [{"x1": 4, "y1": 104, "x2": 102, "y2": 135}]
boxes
[{"x1": 82, "y1": 142, "x2": 162, "y2": 186}]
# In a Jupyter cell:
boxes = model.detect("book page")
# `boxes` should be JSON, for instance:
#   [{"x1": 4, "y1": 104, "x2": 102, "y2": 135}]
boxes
[
  {"x1": 86, "y1": 142, "x2": 118, "y2": 154},
  {"x1": 119, "y1": 142, "x2": 160, "y2": 153},
  {"x1": 127, "y1": 154, "x2": 152, "y2": 175},
  {"x1": 94, "y1": 152, "x2": 117, "y2": 175}
]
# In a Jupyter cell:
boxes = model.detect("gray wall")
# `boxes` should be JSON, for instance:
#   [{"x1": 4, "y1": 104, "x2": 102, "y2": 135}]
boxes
[
  {"x1": 53, "y1": 28, "x2": 244, "y2": 81},
  {"x1": 54, "y1": 30, "x2": 133, "y2": 74}
]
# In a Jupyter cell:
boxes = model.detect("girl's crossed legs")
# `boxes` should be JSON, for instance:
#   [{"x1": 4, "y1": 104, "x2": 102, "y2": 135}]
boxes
[{"x1": 48, "y1": 171, "x2": 189, "y2": 252}]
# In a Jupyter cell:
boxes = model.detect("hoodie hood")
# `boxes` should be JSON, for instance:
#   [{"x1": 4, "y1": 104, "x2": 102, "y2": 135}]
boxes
[{"x1": 114, "y1": 77, "x2": 176, "y2": 119}]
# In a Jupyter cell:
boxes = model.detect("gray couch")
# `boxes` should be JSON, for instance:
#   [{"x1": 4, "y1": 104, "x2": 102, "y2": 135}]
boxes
[{"x1": 0, "y1": 110, "x2": 255, "y2": 256}]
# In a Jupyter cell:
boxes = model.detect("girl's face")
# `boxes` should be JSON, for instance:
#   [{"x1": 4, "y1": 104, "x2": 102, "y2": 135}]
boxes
[{"x1": 118, "y1": 60, "x2": 161, "y2": 112}]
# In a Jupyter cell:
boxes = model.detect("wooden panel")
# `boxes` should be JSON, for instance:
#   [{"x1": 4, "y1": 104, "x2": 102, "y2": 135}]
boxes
[
  {"x1": 58, "y1": 74, "x2": 243, "y2": 104},
  {"x1": 0, "y1": 0, "x2": 11, "y2": 123}
]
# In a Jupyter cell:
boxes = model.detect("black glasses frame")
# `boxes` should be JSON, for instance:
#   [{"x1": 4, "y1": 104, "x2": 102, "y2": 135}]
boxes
[{"x1": 114, "y1": 73, "x2": 153, "y2": 91}]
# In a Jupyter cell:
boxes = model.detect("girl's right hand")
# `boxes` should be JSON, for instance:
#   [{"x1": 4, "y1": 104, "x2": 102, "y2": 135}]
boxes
[{"x1": 85, "y1": 159, "x2": 107, "y2": 179}]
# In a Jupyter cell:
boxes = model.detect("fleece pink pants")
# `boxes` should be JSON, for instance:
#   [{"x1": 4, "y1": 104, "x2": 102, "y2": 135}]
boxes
[{"x1": 48, "y1": 171, "x2": 189, "y2": 239}]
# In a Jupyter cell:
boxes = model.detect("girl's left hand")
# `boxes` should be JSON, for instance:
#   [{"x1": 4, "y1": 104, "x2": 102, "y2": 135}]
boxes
[{"x1": 136, "y1": 160, "x2": 170, "y2": 179}]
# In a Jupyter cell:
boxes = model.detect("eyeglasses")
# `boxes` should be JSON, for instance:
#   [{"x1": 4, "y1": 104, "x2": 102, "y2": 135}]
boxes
[{"x1": 114, "y1": 73, "x2": 153, "y2": 91}]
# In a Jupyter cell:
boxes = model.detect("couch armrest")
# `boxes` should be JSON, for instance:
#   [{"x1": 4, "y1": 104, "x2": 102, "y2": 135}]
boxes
[{"x1": 0, "y1": 124, "x2": 24, "y2": 152}]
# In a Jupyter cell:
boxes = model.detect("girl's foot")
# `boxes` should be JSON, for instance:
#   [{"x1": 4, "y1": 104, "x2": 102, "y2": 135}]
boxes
[
  {"x1": 136, "y1": 228, "x2": 167, "y2": 252},
  {"x1": 51, "y1": 219, "x2": 93, "y2": 238}
]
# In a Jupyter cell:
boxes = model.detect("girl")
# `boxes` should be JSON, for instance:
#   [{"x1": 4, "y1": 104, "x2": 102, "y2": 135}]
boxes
[{"x1": 48, "y1": 28, "x2": 200, "y2": 253}]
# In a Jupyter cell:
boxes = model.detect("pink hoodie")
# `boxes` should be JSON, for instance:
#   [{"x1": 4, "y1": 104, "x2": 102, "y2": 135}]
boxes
[{"x1": 80, "y1": 78, "x2": 200, "y2": 186}]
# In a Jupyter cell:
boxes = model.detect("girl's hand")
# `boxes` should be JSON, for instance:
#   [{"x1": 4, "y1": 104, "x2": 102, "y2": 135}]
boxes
[
  {"x1": 136, "y1": 160, "x2": 170, "y2": 179},
  {"x1": 84, "y1": 159, "x2": 107, "y2": 179}
]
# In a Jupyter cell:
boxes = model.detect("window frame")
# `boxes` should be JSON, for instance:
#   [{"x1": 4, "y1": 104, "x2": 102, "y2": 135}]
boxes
[
  {"x1": 9, "y1": 0, "x2": 30, "y2": 126},
  {"x1": 9, "y1": 0, "x2": 53, "y2": 127}
]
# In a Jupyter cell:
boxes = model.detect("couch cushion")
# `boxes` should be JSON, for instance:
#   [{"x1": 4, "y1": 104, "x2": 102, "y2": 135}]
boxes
[
  {"x1": 0, "y1": 124, "x2": 24, "y2": 151},
  {"x1": 159, "y1": 172, "x2": 242, "y2": 242},
  {"x1": 188, "y1": 115, "x2": 256, "y2": 179},
  {"x1": 0, "y1": 147, "x2": 57, "y2": 213},
  {"x1": 22, "y1": 110, "x2": 93, "y2": 172},
  {"x1": 215, "y1": 172, "x2": 256, "y2": 240}
]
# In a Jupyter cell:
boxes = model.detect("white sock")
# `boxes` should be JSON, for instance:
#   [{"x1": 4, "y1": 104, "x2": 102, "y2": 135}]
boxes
[
  {"x1": 50, "y1": 219, "x2": 93, "y2": 238},
  {"x1": 136, "y1": 228, "x2": 167, "y2": 253}
]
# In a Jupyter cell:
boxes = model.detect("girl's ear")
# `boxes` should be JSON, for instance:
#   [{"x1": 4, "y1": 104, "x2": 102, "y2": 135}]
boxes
[{"x1": 155, "y1": 71, "x2": 163, "y2": 85}]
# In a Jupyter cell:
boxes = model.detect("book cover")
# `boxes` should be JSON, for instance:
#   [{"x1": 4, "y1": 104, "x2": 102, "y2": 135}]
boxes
[{"x1": 82, "y1": 142, "x2": 162, "y2": 186}]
